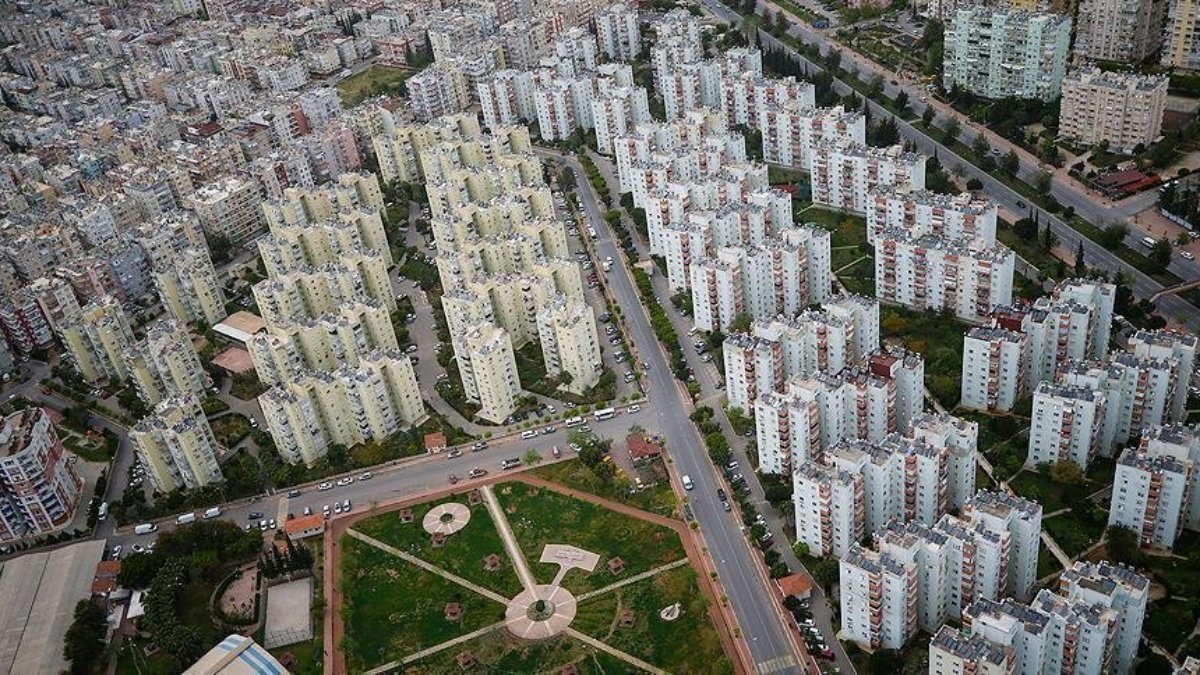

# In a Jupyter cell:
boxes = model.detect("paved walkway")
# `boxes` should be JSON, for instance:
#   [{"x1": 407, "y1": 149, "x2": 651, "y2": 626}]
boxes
[
  {"x1": 363, "y1": 621, "x2": 507, "y2": 675},
  {"x1": 343, "y1": 528, "x2": 509, "y2": 604},
  {"x1": 479, "y1": 485, "x2": 538, "y2": 593},
  {"x1": 577, "y1": 559, "x2": 691, "y2": 601},
  {"x1": 564, "y1": 627, "x2": 668, "y2": 675}
]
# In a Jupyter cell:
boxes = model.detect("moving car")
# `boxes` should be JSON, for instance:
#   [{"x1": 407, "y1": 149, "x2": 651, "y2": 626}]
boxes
[
  {"x1": 468, "y1": 468, "x2": 488, "y2": 478},
  {"x1": 448, "y1": 448, "x2": 464, "y2": 458}
]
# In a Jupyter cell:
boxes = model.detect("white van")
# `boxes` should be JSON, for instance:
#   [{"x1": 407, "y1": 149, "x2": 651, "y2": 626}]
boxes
[
  {"x1": 175, "y1": 512, "x2": 197, "y2": 525},
  {"x1": 521, "y1": 429, "x2": 538, "y2": 440},
  {"x1": 1142, "y1": 236, "x2": 1157, "y2": 248},
  {"x1": 564, "y1": 416, "x2": 585, "y2": 428},
  {"x1": 682, "y1": 475, "x2": 694, "y2": 490},
  {"x1": 134, "y1": 523, "x2": 157, "y2": 535},
  {"x1": 96, "y1": 502, "x2": 108, "y2": 522},
  {"x1": 203, "y1": 507, "x2": 222, "y2": 519}
]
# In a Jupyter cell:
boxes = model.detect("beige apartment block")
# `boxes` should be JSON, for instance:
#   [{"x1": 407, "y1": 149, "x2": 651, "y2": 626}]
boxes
[{"x1": 1060, "y1": 68, "x2": 1167, "y2": 153}]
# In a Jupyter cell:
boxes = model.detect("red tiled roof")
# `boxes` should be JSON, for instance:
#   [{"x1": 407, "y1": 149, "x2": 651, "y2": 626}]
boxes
[{"x1": 626, "y1": 434, "x2": 662, "y2": 460}]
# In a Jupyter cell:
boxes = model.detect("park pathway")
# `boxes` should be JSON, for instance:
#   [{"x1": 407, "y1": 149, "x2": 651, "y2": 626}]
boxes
[
  {"x1": 479, "y1": 485, "x2": 539, "y2": 594},
  {"x1": 344, "y1": 528, "x2": 510, "y2": 604},
  {"x1": 577, "y1": 559, "x2": 691, "y2": 601},
  {"x1": 564, "y1": 628, "x2": 668, "y2": 675},
  {"x1": 361, "y1": 621, "x2": 507, "y2": 675}
]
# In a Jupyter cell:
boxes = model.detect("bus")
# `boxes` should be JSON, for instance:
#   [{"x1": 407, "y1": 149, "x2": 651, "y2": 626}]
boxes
[{"x1": 593, "y1": 407, "x2": 616, "y2": 421}]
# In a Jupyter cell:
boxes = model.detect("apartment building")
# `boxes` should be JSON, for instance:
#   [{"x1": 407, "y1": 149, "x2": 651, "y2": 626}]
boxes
[
  {"x1": 724, "y1": 294, "x2": 881, "y2": 412},
  {"x1": 689, "y1": 227, "x2": 833, "y2": 332},
  {"x1": 460, "y1": 322, "x2": 521, "y2": 425},
  {"x1": 0, "y1": 408, "x2": 82, "y2": 542},
  {"x1": 0, "y1": 290, "x2": 53, "y2": 355},
  {"x1": 1060, "y1": 69, "x2": 1167, "y2": 154},
  {"x1": 810, "y1": 142, "x2": 927, "y2": 214},
  {"x1": 1108, "y1": 423, "x2": 1200, "y2": 549},
  {"x1": 259, "y1": 349, "x2": 425, "y2": 466},
  {"x1": 154, "y1": 245, "x2": 226, "y2": 327},
  {"x1": 1027, "y1": 381, "x2": 1106, "y2": 469},
  {"x1": 840, "y1": 544, "x2": 919, "y2": 650},
  {"x1": 595, "y1": 2, "x2": 641, "y2": 62},
  {"x1": 928, "y1": 626, "x2": 1014, "y2": 675},
  {"x1": 963, "y1": 491, "x2": 1043, "y2": 601},
  {"x1": 1163, "y1": 0, "x2": 1200, "y2": 70},
  {"x1": 59, "y1": 295, "x2": 134, "y2": 382},
  {"x1": 1129, "y1": 329, "x2": 1197, "y2": 424},
  {"x1": 407, "y1": 62, "x2": 471, "y2": 121},
  {"x1": 762, "y1": 105, "x2": 865, "y2": 171},
  {"x1": 30, "y1": 276, "x2": 81, "y2": 333},
  {"x1": 185, "y1": 175, "x2": 263, "y2": 245},
  {"x1": 591, "y1": 86, "x2": 651, "y2": 155},
  {"x1": 875, "y1": 230, "x2": 1014, "y2": 323},
  {"x1": 536, "y1": 295, "x2": 601, "y2": 395},
  {"x1": 249, "y1": 301, "x2": 397, "y2": 388},
  {"x1": 944, "y1": 8, "x2": 1072, "y2": 99},
  {"x1": 126, "y1": 320, "x2": 211, "y2": 406},
  {"x1": 961, "y1": 326, "x2": 1027, "y2": 412},
  {"x1": 478, "y1": 70, "x2": 539, "y2": 130},
  {"x1": 793, "y1": 457, "x2": 865, "y2": 557},
  {"x1": 130, "y1": 394, "x2": 224, "y2": 493},
  {"x1": 909, "y1": 412, "x2": 980, "y2": 513},
  {"x1": 1073, "y1": 0, "x2": 1166, "y2": 64},
  {"x1": 1060, "y1": 561, "x2": 1149, "y2": 675},
  {"x1": 867, "y1": 187, "x2": 997, "y2": 247}
]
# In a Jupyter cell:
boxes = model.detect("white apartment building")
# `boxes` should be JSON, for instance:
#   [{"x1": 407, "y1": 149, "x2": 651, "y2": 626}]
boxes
[
  {"x1": 810, "y1": 142, "x2": 927, "y2": 214},
  {"x1": 909, "y1": 412, "x2": 980, "y2": 513},
  {"x1": 1060, "y1": 69, "x2": 1167, "y2": 154},
  {"x1": 725, "y1": 295, "x2": 880, "y2": 412},
  {"x1": 875, "y1": 230, "x2": 1015, "y2": 323},
  {"x1": 536, "y1": 295, "x2": 601, "y2": 395},
  {"x1": 259, "y1": 349, "x2": 425, "y2": 466},
  {"x1": 591, "y1": 86, "x2": 651, "y2": 155},
  {"x1": 126, "y1": 320, "x2": 211, "y2": 406},
  {"x1": 407, "y1": 62, "x2": 471, "y2": 121},
  {"x1": 478, "y1": 70, "x2": 541, "y2": 130},
  {"x1": 0, "y1": 408, "x2": 83, "y2": 541},
  {"x1": 1059, "y1": 561, "x2": 1149, "y2": 675},
  {"x1": 185, "y1": 175, "x2": 263, "y2": 245},
  {"x1": 59, "y1": 295, "x2": 134, "y2": 383},
  {"x1": 1028, "y1": 381, "x2": 1106, "y2": 469},
  {"x1": 762, "y1": 105, "x2": 865, "y2": 171},
  {"x1": 1073, "y1": 0, "x2": 1167, "y2": 65},
  {"x1": 690, "y1": 227, "x2": 833, "y2": 332},
  {"x1": 1108, "y1": 423, "x2": 1200, "y2": 549},
  {"x1": 963, "y1": 491, "x2": 1043, "y2": 601},
  {"x1": 719, "y1": 73, "x2": 815, "y2": 130},
  {"x1": 130, "y1": 394, "x2": 224, "y2": 493},
  {"x1": 867, "y1": 188, "x2": 997, "y2": 247},
  {"x1": 793, "y1": 456, "x2": 864, "y2": 557},
  {"x1": 534, "y1": 79, "x2": 579, "y2": 141},
  {"x1": 1129, "y1": 329, "x2": 1197, "y2": 424},
  {"x1": 928, "y1": 626, "x2": 1014, "y2": 675},
  {"x1": 944, "y1": 8, "x2": 1072, "y2": 99},
  {"x1": 595, "y1": 2, "x2": 641, "y2": 62},
  {"x1": 840, "y1": 544, "x2": 919, "y2": 650},
  {"x1": 154, "y1": 245, "x2": 226, "y2": 327},
  {"x1": 961, "y1": 326, "x2": 1027, "y2": 412}
]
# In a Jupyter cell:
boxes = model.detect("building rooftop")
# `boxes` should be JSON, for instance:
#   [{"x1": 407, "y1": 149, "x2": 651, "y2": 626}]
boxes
[{"x1": 931, "y1": 625, "x2": 1009, "y2": 665}]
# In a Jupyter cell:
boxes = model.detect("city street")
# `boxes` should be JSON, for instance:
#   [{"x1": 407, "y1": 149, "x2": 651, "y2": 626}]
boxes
[{"x1": 542, "y1": 148, "x2": 807, "y2": 674}]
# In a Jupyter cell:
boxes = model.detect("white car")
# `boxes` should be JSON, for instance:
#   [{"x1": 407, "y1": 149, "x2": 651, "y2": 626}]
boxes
[
  {"x1": 317, "y1": 482, "x2": 334, "y2": 491},
  {"x1": 627, "y1": 404, "x2": 641, "y2": 413},
  {"x1": 336, "y1": 476, "x2": 354, "y2": 486},
  {"x1": 1182, "y1": 251, "x2": 1196, "y2": 261},
  {"x1": 131, "y1": 544, "x2": 145, "y2": 554}
]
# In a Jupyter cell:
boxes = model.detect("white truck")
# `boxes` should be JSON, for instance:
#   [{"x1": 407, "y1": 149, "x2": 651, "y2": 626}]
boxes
[
  {"x1": 134, "y1": 523, "x2": 157, "y2": 535},
  {"x1": 175, "y1": 512, "x2": 196, "y2": 525}
]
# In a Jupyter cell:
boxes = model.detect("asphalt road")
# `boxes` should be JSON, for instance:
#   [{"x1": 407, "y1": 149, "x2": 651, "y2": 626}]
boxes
[
  {"x1": 103, "y1": 405, "x2": 659, "y2": 550},
  {"x1": 707, "y1": 0, "x2": 1200, "y2": 331},
  {"x1": 544, "y1": 149, "x2": 804, "y2": 674}
]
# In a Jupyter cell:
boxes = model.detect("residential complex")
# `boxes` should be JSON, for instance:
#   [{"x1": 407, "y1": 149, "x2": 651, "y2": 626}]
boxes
[
  {"x1": 810, "y1": 143, "x2": 927, "y2": 214},
  {"x1": 58, "y1": 295, "x2": 135, "y2": 383},
  {"x1": 0, "y1": 408, "x2": 83, "y2": 542},
  {"x1": 944, "y1": 8, "x2": 1073, "y2": 99},
  {"x1": 130, "y1": 394, "x2": 224, "y2": 493},
  {"x1": 1060, "y1": 68, "x2": 1168, "y2": 154},
  {"x1": 875, "y1": 230, "x2": 1014, "y2": 323},
  {"x1": 125, "y1": 320, "x2": 212, "y2": 406},
  {"x1": 1163, "y1": 0, "x2": 1200, "y2": 70},
  {"x1": 154, "y1": 246, "x2": 226, "y2": 328},
  {"x1": 1073, "y1": 0, "x2": 1167, "y2": 64},
  {"x1": 1109, "y1": 423, "x2": 1200, "y2": 549}
]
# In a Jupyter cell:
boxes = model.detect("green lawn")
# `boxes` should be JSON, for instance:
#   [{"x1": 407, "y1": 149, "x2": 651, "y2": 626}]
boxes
[
  {"x1": 495, "y1": 482, "x2": 686, "y2": 595},
  {"x1": 1036, "y1": 542, "x2": 1063, "y2": 581},
  {"x1": 1042, "y1": 511, "x2": 1105, "y2": 559},
  {"x1": 837, "y1": 258, "x2": 875, "y2": 296},
  {"x1": 401, "y1": 630, "x2": 631, "y2": 674},
  {"x1": 1144, "y1": 597, "x2": 1200, "y2": 653},
  {"x1": 530, "y1": 459, "x2": 678, "y2": 518},
  {"x1": 572, "y1": 566, "x2": 733, "y2": 674},
  {"x1": 210, "y1": 414, "x2": 252, "y2": 448},
  {"x1": 350, "y1": 496, "x2": 523, "y2": 597},
  {"x1": 336, "y1": 65, "x2": 414, "y2": 106},
  {"x1": 880, "y1": 305, "x2": 967, "y2": 408},
  {"x1": 270, "y1": 638, "x2": 321, "y2": 675},
  {"x1": 114, "y1": 638, "x2": 178, "y2": 675},
  {"x1": 229, "y1": 372, "x2": 267, "y2": 401},
  {"x1": 339, "y1": 536, "x2": 506, "y2": 672}
]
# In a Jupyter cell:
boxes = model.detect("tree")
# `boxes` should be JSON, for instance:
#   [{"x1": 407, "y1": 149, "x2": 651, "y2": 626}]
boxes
[
  {"x1": 118, "y1": 551, "x2": 164, "y2": 588},
  {"x1": 1151, "y1": 238, "x2": 1173, "y2": 267},
  {"x1": 810, "y1": 557, "x2": 839, "y2": 590},
  {"x1": 206, "y1": 232, "x2": 234, "y2": 264},
  {"x1": 1105, "y1": 525, "x2": 1144, "y2": 566},
  {"x1": 773, "y1": 8, "x2": 787, "y2": 32},
  {"x1": 1098, "y1": 222, "x2": 1129, "y2": 250},
  {"x1": 1033, "y1": 169, "x2": 1053, "y2": 195},
  {"x1": 523, "y1": 448, "x2": 543, "y2": 466},
  {"x1": 1074, "y1": 240, "x2": 1086, "y2": 276},
  {"x1": 1049, "y1": 459, "x2": 1084, "y2": 485},
  {"x1": 1040, "y1": 223, "x2": 1058, "y2": 252},
  {"x1": 970, "y1": 133, "x2": 991, "y2": 159},
  {"x1": 868, "y1": 650, "x2": 904, "y2": 675},
  {"x1": 894, "y1": 90, "x2": 909, "y2": 112},
  {"x1": 728, "y1": 312, "x2": 752, "y2": 333},
  {"x1": 792, "y1": 541, "x2": 810, "y2": 558},
  {"x1": 63, "y1": 600, "x2": 107, "y2": 675},
  {"x1": 966, "y1": 177, "x2": 983, "y2": 190},
  {"x1": 999, "y1": 150, "x2": 1019, "y2": 176},
  {"x1": 943, "y1": 118, "x2": 961, "y2": 144}
]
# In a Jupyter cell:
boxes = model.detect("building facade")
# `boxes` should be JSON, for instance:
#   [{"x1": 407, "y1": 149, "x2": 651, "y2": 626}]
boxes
[
  {"x1": 1060, "y1": 68, "x2": 1167, "y2": 154},
  {"x1": 944, "y1": 8, "x2": 1072, "y2": 99},
  {"x1": 130, "y1": 394, "x2": 225, "y2": 492},
  {"x1": 0, "y1": 408, "x2": 83, "y2": 542}
]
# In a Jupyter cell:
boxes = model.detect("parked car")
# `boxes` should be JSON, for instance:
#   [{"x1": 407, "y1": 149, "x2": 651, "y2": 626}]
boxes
[
  {"x1": 317, "y1": 482, "x2": 333, "y2": 491},
  {"x1": 468, "y1": 468, "x2": 488, "y2": 478},
  {"x1": 448, "y1": 448, "x2": 463, "y2": 459}
]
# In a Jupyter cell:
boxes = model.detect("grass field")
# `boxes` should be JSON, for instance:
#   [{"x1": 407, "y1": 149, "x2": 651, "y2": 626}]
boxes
[
  {"x1": 339, "y1": 536, "x2": 506, "y2": 671},
  {"x1": 572, "y1": 565, "x2": 733, "y2": 674},
  {"x1": 1145, "y1": 597, "x2": 1200, "y2": 653},
  {"x1": 336, "y1": 65, "x2": 414, "y2": 106},
  {"x1": 495, "y1": 482, "x2": 686, "y2": 595},
  {"x1": 351, "y1": 496, "x2": 523, "y2": 597},
  {"x1": 1042, "y1": 511, "x2": 1105, "y2": 559},
  {"x1": 210, "y1": 414, "x2": 252, "y2": 448},
  {"x1": 530, "y1": 460, "x2": 678, "y2": 518},
  {"x1": 402, "y1": 630, "x2": 631, "y2": 674}
]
